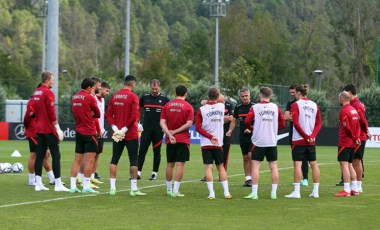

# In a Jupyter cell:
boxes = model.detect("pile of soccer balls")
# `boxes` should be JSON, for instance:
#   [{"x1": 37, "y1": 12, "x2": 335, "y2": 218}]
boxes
[{"x1": 0, "y1": 162, "x2": 24, "y2": 173}]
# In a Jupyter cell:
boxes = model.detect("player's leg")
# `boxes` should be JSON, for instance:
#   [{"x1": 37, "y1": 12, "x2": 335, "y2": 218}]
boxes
[
  {"x1": 150, "y1": 130, "x2": 164, "y2": 180},
  {"x1": 166, "y1": 144, "x2": 175, "y2": 195},
  {"x1": 47, "y1": 134, "x2": 69, "y2": 192},
  {"x1": 301, "y1": 157, "x2": 309, "y2": 186},
  {"x1": 285, "y1": 145, "x2": 302, "y2": 198},
  {"x1": 353, "y1": 142, "x2": 365, "y2": 192},
  {"x1": 240, "y1": 140, "x2": 252, "y2": 187},
  {"x1": 222, "y1": 136, "x2": 231, "y2": 171},
  {"x1": 245, "y1": 145, "x2": 261, "y2": 199},
  {"x1": 43, "y1": 149, "x2": 55, "y2": 185},
  {"x1": 335, "y1": 147, "x2": 352, "y2": 197},
  {"x1": 137, "y1": 130, "x2": 152, "y2": 178},
  {"x1": 109, "y1": 140, "x2": 124, "y2": 195},
  {"x1": 128, "y1": 139, "x2": 146, "y2": 196},
  {"x1": 27, "y1": 137, "x2": 37, "y2": 185},
  {"x1": 70, "y1": 153, "x2": 83, "y2": 193},
  {"x1": 34, "y1": 134, "x2": 49, "y2": 191},
  {"x1": 216, "y1": 162, "x2": 231, "y2": 199},
  {"x1": 348, "y1": 149, "x2": 359, "y2": 195},
  {"x1": 172, "y1": 143, "x2": 189, "y2": 197},
  {"x1": 268, "y1": 147, "x2": 279, "y2": 199},
  {"x1": 91, "y1": 137, "x2": 104, "y2": 184},
  {"x1": 306, "y1": 146, "x2": 319, "y2": 198},
  {"x1": 205, "y1": 163, "x2": 214, "y2": 199},
  {"x1": 80, "y1": 135, "x2": 98, "y2": 193}
]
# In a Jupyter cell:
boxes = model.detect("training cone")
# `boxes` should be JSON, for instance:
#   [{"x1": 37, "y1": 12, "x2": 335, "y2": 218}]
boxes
[{"x1": 11, "y1": 150, "x2": 22, "y2": 157}]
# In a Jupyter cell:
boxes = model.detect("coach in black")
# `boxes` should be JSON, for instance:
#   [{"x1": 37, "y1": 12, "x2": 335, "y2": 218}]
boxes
[
  {"x1": 138, "y1": 79, "x2": 170, "y2": 180},
  {"x1": 226, "y1": 88, "x2": 255, "y2": 187}
]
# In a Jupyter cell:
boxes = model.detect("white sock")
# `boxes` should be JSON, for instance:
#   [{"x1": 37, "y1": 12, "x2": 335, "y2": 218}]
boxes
[
  {"x1": 110, "y1": 178, "x2": 116, "y2": 190},
  {"x1": 252, "y1": 184, "x2": 258, "y2": 195},
  {"x1": 137, "y1": 171, "x2": 141, "y2": 176},
  {"x1": 343, "y1": 183, "x2": 350, "y2": 193},
  {"x1": 54, "y1": 178, "x2": 62, "y2": 188},
  {"x1": 313, "y1": 183, "x2": 319, "y2": 194},
  {"x1": 207, "y1": 182, "x2": 215, "y2": 197},
  {"x1": 245, "y1": 176, "x2": 252, "y2": 181},
  {"x1": 91, "y1": 173, "x2": 95, "y2": 180},
  {"x1": 173, "y1": 181, "x2": 181, "y2": 194},
  {"x1": 357, "y1": 181, "x2": 362, "y2": 189},
  {"x1": 271, "y1": 184, "x2": 278, "y2": 195},
  {"x1": 36, "y1": 175, "x2": 43, "y2": 186},
  {"x1": 166, "y1": 181, "x2": 172, "y2": 191},
  {"x1": 351, "y1": 181, "x2": 358, "y2": 191},
  {"x1": 47, "y1": 170, "x2": 55, "y2": 181},
  {"x1": 29, "y1": 173, "x2": 35, "y2": 182},
  {"x1": 131, "y1": 179, "x2": 138, "y2": 191},
  {"x1": 70, "y1": 177, "x2": 77, "y2": 189},
  {"x1": 83, "y1": 177, "x2": 91, "y2": 190},
  {"x1": 221, "y1": 180, "x2": 230, "y2": 196},
  {"x1": 294, "y1": 183, "x2": 301, "y2": 195},
  {"x1": 152, "y1": 171, "x2": 158, "y2": 176}
]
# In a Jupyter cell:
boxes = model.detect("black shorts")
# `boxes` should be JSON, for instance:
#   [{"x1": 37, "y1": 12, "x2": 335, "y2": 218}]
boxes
[
  {"x1": 97, "y1": 137, "x2": 104, "y2": 154},
  {"x1": 167, "y1": 143, "x2": 190, "y2": 163},
  {"x1": 202, "y1": 148, "x2": 224, "y2": 165},
  {"x1": 354, "y1": 141, "x2": 366, "y2": 160},
  {"x1": 239, "y1": 136, "x2": 252, "y2": 155},
  {"x1": 111, "y1": 139, "x2": 138, "y2": 166},
  {"x1": 251, "y1": 145, "x2": 278, "y2": 162},
  {"x1": 28, "y1": 137, "x2": 48, "y2": 153},
  {"x1": 292, "y1": 145, "x2": 317, "y2": 161},
  {"x1": 75, "y1": 132, "x2": 98, "y2": 154},
  {"x1": 337, "y1": 146, "x2": 354, "y2": 163}
]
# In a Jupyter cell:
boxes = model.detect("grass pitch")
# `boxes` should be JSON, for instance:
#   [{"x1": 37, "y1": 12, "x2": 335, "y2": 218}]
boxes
[{"x1": 0, "y1": 140, "x2": 379, "y2": 229}]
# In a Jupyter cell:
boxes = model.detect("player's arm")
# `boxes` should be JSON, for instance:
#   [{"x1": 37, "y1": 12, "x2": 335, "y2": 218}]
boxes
[
  {"x1": 89, "y1": 97, "x2": 101, "y2": 118},
  {"x1": 357, "y1": 108, "x2": 370, "y2": 138},
  {"x1": 45, "y1": 91, "x2": 58, "y2": 125},
  {"x1": 291, "y1": 103, "x2": 310, "y2": 140},
  {"x1": 126, "y1": 96, "x2": 138, "y2": 130},
  {"x1": 310, "y1": 107, "x2": 322, "y2": 139},
  {"x1": 226, "y1": 106, "x2": 238, "y2": 136},
  {"x1": 244, "y1": 107, "x2": 254, "y2": 131},
  {"x1": 278, "y1": 107, "x2": 286, "y2": 130},
  {"x1": 284, "y1": 102, "x2": 293, "y2": 121},
  {"x1": 195, "y1": 109, "x2": 213, "y2": 140},
  {"x1": 23, "y1": 101, "x2": 34, "y2": 130},
  {"x1": 106, "y1": 97, "x2": 116, "y2": 128}
]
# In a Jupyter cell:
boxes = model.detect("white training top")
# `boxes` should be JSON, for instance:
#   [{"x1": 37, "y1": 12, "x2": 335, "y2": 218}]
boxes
[
  {"x1": 292, "y1": 99, "x2": 318, "y2": 141},
  {"x1": 97, "y1": 96, "x2": 105, "y2": 133},
  {"x1": 199, "y1": 103, "x2": 225, "y2": 147},
  {"x1": 251, "y1": 102, "x2": 279, "y2": 147}
]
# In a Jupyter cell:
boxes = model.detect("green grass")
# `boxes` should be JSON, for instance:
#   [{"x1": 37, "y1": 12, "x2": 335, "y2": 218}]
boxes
[{"x1": 0, "y1": 140, "x2": 380, "y2": 229}]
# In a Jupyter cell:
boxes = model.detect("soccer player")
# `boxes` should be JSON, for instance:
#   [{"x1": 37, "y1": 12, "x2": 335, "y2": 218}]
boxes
[
  {"x1": 69, "y1": 78, "x2": 101, "y2": 193},
  {"x1": 196, "y1": 87, "x2": 232, "y2": 200},
  {"x1": 335, "y1": 91, "x2": 361, "y2": 197},
  {"x1": 24, "y1": 86, "x2": 56, "y2": 186},
  {"x1": 160, "y1": 85, "x2": 194, "y2": 197},
  {"x1": 94, "y1": 81, "x2": 111, "y2": 180},
  {"x1": 226, "y1": 88, "x2": 255, "y2": 187},
  {"x1": 243, "y1": 87, "x2": 286, "y2": 200},
  {"x1": 338, "y1": 84, "x2": 370, "y2": 192},
  {"x1": 138, "y1": 79, "x2": 170, "y2": 180},
  {"x1": 284, "y1": 85, "x2": 309, "y2": 186},
  {"x1": 107, "y1": 75, "x2": 146, "y2": 196},
  {"x1": 285, "y1": 84, "x2": 322, "y2": 198},
  {"x1": 32, "y1": 71, "x2": 69, "y2": 192}
]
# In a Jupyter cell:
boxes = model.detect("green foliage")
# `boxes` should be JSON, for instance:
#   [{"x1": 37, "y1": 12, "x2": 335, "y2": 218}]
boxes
[
  {"x1": 186, "y1": 80, "x2": 212, "y2": 112},
  {"x1": 307, "y1": 89, "x2": 332, "y2": 126},
  {"x1": 358, "y1": 84, "x2": 380, "y2": 126}
]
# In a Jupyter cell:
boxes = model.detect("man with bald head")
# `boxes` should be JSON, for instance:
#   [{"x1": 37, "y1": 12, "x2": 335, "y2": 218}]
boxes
[{"x1": 335, "y1": 91, "x2": 361, "y2": 197}]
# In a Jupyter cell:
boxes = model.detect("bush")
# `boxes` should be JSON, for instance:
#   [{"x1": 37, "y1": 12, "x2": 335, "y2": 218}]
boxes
[
  {"x1": 358, "y1": 84, "x2": 380, "y2": 126},
  {"x1": 307, "y1": 89, "x2": 332, "y2": 126}
]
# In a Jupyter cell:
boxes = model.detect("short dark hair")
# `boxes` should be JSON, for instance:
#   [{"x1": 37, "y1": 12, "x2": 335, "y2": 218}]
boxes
[
  {"x1": 101, "y1": 82, "x2": 110, "y2": 89},
  {"x1": 289, "y1": 85, "x2": 297, "y2": 90},
  {"x1": 176, "y1": 85, "x2": 187, "y2": 97},
  {"x1": 240, "y1": 88, "x2": 250, "y2": 94},
  {"x1": 208, "y1": 87, "x2": 220, "y2": 101},
  {"x1": 81, "y1": 78, "x2": 95, "y2": 90},
  {"x1": 343, "y1": 83, "x2": 357, "y2": 96},
  {"x1": 41, "y1": 71, "x2": 54, "y2": 83},
  {"x1": 124, "y1": 75, "x2": 136, "y2": 86},
  {"x1": 91, "y1": 77, "x2": 101, "y2": 84},
  {"x1": 259, "y1": 87, "x2": 272, "y2": 98},
  {"x1": 295, "y1": 84, "x2": 308, "y2": 96},
  {"x1": 150, "y1": 79, "x2": 160, "y2": 86}
]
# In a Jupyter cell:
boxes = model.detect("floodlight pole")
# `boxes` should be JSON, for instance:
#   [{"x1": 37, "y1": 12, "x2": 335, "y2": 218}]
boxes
[
  {"x1": 204, "y1": 1, "x2": 228, "y2": 87},
  {"x1": 125, "y1": 0, "x2": 131, "y2": 77}
]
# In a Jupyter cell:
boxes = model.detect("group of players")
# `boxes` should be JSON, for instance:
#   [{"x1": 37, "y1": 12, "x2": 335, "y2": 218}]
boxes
[{"x1": 24, "y1": 71, "x2": 370, "y2": 199}]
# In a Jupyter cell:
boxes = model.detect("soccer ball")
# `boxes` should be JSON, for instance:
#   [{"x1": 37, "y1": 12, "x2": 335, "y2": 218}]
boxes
[
  {"x1": 12, "y1": 162, "x2": 24, "y2": 173},
  {"x1": 2, "y1": 162, "x2": 12, "y2": 173}
]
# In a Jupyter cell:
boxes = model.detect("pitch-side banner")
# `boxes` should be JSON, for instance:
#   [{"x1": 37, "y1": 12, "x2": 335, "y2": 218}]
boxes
[{"x1": 366, "y1": 127, "x2": 380, "y2": 148}]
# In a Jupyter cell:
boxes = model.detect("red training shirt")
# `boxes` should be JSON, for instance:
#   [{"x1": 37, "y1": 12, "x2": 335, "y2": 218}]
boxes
[
  {"x1": 107, "y1": 88, "x2": 139, "y2": 140},
  {"x1": 160, "y1": 98, "x2": 194, "y2": 144},
  {"x1": 24, "y1": 97, "x2": 36, "y2": 138},
  {"x1": 72, "y1": 90, "x2": 100, "y2": 135},
  {"x1": 32, "y1": 85, "x2": 57, "y2": 134},
  {"x1": 350, "y1": 97, "x2": 369, "y2": 141},
  {"x1": 339, "y1": 104, "x2": 361, "y2": 148}
]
